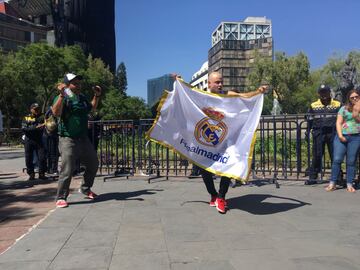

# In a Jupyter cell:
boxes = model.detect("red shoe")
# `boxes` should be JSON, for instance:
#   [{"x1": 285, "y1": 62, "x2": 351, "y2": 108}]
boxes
[
  {"x1": 81, "y1": 190, "x2": 98, "y2": 200},
  {"x1": 215, "y1": 198, "x2": 227, "y2": 214},
  {"x1": 56, "y1": 199, "x2": 68, "y2": 208},
  {"x1": 209, "y1": 195, "x2": 217, "y2": 207}
]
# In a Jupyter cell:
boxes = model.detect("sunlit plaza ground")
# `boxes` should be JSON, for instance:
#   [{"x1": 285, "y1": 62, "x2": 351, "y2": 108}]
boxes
[{"x1": 1, "y1": 146, "x2": 360, "y2": 270}]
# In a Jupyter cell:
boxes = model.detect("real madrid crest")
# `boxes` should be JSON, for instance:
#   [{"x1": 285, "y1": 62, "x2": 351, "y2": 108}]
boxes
[{"x1": 194, "y1": 107, "x2": 228, "y2": 147}]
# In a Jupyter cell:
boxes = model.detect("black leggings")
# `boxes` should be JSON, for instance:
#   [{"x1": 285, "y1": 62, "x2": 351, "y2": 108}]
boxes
[{"x1": 200, "y1": 168, "x2": 231, "y2": 199}]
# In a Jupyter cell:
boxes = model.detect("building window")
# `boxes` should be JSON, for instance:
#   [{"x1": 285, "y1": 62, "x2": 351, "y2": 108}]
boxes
[
  {"x1": 224, "y1": 23, "x2": 238, "y2": 40},
  {"x1": 240, "y1": 24, "x2": 254, "y2": 40},
  {"x1": 24, "y1": 31, "x2": 31, "y2": 41},
  {"x1": 34, "y1": 32, "x2": 46, "y2": 42},
  {"x1": 255, "y1": 25, "x2": 270, "y2": 39}
]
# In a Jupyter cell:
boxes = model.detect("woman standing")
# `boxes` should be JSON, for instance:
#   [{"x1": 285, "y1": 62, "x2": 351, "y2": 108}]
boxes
[{"x1": 326, "y1": 88, "x2": 360, "y2": 192}]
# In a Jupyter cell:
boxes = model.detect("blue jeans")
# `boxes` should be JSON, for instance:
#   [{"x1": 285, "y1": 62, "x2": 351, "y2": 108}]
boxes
[{"x1": 330, "y1": 134, "x2": 360, "y2": 185}]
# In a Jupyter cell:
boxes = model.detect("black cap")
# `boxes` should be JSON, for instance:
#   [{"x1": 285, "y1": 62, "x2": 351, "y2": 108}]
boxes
[
  {"x1": 30, "y1": 103, "x2": 40, "y2": 109},
  {"x1": 318, "y1": 84, "x2": 331, "y2": 93}
]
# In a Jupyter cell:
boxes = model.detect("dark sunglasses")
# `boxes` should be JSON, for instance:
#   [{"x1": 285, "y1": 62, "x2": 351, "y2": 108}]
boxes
[{"x1": 70, "y1": 81, "x2": 81, "y2": 86}]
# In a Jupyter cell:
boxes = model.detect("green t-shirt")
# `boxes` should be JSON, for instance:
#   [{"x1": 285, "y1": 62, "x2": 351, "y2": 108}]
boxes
[
  {"x1": 338, "y1": 106, "x2": 360, "y2": 135},
  {"x1": 53, "y1": 93, "x2": 92, "y2": 138}
]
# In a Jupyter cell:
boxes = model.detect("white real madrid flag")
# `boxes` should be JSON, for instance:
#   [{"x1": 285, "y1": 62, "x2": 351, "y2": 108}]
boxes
[{"x1": 147, "y1": 80, "x2": 263, "y2": 181}]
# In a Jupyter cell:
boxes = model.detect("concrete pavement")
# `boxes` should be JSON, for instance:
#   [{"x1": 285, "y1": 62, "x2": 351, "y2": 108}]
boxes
[
  {"x1": 1, "y1": 175, "x2": 360, "y2": 269},
  {"x1": 0, "y1": 147, "x2": 80, "y2": 255},
  {"x1": 1, "y1": 147, "x2": 360, "y2": 269}
]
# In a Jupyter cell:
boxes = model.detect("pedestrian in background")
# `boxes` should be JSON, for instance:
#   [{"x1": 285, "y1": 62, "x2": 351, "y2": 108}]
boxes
[
  {"x1": 306, "y1": 85, "x2": 341, "y2": 185},
  {"x1": 326, "y1": 88, "x2": 360, "y2": 193},
  {"x1": 22, "y1": 103, "x2": 47, "y2": 180},
  {"x1": 52, "y1": 73, "x2": 102, "y2": 208}
]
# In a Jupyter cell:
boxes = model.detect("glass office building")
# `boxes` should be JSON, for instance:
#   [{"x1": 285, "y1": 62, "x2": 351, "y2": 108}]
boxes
[
  {"x1": 147, "y1": 74, "x2": 174, "y2": 107},
  {"x1": 4, "y1": 0, "x2": 116, "y2": 71}
]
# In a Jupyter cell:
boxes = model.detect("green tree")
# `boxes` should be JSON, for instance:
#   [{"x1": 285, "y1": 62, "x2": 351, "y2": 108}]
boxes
[
  {"x1": 0, "y1": 43, "x2": 117, "y2": 130},
  {"x1": 100, "y1": 88, "x2": 124, "y2": 120},
  {"x1": 318, "y1": 53, "x2": 345, "y2": 90},
  {"x1": 82, "y1": 55, "x2": 114, "y2": 106},
  {"x1": 347, "y1": 51, "x2": 360, "y2": 73},
  {"x1": 61, "y1": 45, "x2": 88, "y2": 73},
  {"x1": 248, "y1": 51, "x2": 311, "y2": 114},
  {"x1": 101, "y1": 88, "x2": 151, "y2": 120},
  {"x1": 0, "y1": 50, "x2": 42, "y2": 131},
  {"x1": 114, "y1": 62, "x2": 128, "y2": 96},
  {"x1": 122, "y1": 96, "x2": 151, "y2": 120},
  {"x1": 14, "y1": 43, "x2": 67, "y2": 112}
]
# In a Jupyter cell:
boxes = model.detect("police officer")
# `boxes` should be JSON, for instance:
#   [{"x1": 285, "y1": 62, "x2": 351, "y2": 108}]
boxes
[
  {"x1": 306, "y1": 85, "x2": 341, "y2": 185},
  {"x1": 22, "y1": 103, "x2": 47, "y2": 180}
]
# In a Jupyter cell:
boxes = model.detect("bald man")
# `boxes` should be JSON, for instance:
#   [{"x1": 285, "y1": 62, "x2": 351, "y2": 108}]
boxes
[{"x1": 200, "y1": 71, "x2": 267, "y2": 214}]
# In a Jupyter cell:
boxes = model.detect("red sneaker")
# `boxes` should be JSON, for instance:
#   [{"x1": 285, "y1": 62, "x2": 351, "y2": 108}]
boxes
[
  {"x1": 81, "y1": 190, "x2": 98, "y2": 200},
  {"x1": 215, "y1": 198, "x2": 227, "y2": 214},
  {"x1": 56, "y1": 199, "x2": 68, "y2": 208},
  {"x1": 209, "y1": 195, "x2": 217, "y2": 207}
]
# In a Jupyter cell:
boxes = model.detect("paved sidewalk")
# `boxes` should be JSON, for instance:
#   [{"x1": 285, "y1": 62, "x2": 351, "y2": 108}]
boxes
[
  {"x1": 0, "y1": 147, "x2": 81, "y2": 255},
  {"x1": 0, "y1": 175, "x2": 359, "y2": 270}
]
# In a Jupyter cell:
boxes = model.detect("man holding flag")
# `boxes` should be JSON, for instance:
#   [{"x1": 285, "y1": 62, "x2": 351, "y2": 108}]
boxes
[
  {"x1": 198, "y1": 72, "x2": 267, "y2": 214},
  {"x1": 147, "y1": 71, "x2": 267, "y2": 214}
]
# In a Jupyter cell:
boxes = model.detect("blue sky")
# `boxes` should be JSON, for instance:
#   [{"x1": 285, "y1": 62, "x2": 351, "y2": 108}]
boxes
[{"x1": 116, "y1": 0, "x2": 360, "y2": 101}]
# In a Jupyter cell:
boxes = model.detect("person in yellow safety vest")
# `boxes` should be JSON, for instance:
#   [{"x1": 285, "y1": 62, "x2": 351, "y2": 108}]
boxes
[
  {"x1": 21, "y1": 103, "x2": 47, "y2": 180},
  {"x1": 306, "y1": 85, "x2": 341, "y2": 185}
]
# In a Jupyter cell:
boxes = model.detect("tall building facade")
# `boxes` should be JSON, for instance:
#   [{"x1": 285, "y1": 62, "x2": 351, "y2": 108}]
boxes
[
  {"x1": 4, "y1": 0, "x2": 116, "y2": 71},
  {"x1": 208, "y1": 17, "x2": 273, "y2": 92},
  {"x1": 54, "y1": 0, "x2": 116, "y2": 71},
  {"x1": 147, "y1": 74, "x2": 174, "y2": 107},
  {"x1": 0, "y1": 1, "x2": 48, "y2": 53}
]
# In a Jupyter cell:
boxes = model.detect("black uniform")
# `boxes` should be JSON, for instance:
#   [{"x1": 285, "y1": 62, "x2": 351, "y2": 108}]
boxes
[
  {"x1": 307, "y1": 99, "x2": 341, "y2": 180},
  {"x1": 22, "y1": 113, "x2": 46, "y2": 178}
]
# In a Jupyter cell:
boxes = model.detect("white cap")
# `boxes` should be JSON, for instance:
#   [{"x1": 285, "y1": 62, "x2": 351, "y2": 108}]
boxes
[{"x1": 64, "y1": 73, "x2": 83, "y2": 84}]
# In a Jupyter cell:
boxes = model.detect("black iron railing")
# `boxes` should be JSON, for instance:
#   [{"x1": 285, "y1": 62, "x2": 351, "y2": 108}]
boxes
[{"x1": 90, "y1": 113, "x2": 347, "y2": 183}]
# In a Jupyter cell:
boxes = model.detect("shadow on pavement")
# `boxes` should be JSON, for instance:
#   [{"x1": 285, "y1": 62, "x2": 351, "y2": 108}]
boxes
[
  {"x1": 0, "y1": 152, "x2": 24, "y2": 160},
  {"x1": 227, "y1": 194, "x2": 310, "y2": 215},
  {"x1": 0, "y1": 187, "x2": 57, "y2": 222},
  {"x1": 0, "y1": 177, "x2": 58, "y2": 191},
  {"x1": 68, "y1": 189, "x2": 164, "y2": 205},
  {"x1": 0, "y1": 175, "x2": 19, "y2": 180}
]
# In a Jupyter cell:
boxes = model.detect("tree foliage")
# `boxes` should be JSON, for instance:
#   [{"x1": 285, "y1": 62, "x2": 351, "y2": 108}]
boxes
[
  {"x1": 248, "y1": 51, "x2": 311, "y2": 114},
  {"x1": 101, "y1": 62, "x2": 152, "y2": 120},
  {"x1": 14, "y1": 43, "x2": 67, "y2": 112},
  {"x1": 114, "y1": 62, "x2": 128, "y2": 96},
  {"x1": 101, "y1": 88, "x2": 151, "y2": 120},
  {"x1": 2, "y1": 42, "x2": 360, "y2": 135},
  {"x1": 0, "y1": 43, "x2": 149, "y2": 133},
  {"x1": 248, "y1": 50, "x2": 360, "y2": 114}
]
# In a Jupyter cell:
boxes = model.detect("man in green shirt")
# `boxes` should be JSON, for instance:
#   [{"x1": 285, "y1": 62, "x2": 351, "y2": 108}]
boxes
[{"x1": 52, "y1": 73, "x2": 102, "y2": 208}]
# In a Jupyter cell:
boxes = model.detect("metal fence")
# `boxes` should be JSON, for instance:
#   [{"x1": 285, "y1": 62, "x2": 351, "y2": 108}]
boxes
[{"x1": 91, "y1": 113, "x2": 349, "y2": 183}]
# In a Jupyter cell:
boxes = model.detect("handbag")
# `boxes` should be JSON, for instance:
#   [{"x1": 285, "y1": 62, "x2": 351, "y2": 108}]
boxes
[{"x1": 45, "y1": 115, "x2": 57, "y2": 133}]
